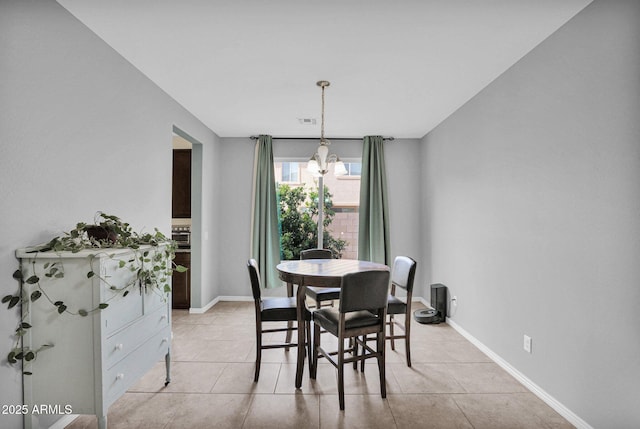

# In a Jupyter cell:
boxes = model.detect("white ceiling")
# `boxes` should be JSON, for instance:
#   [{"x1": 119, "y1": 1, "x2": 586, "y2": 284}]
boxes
[{"x1": 57, "y1": 0, "x2": 592, "y2": 139}]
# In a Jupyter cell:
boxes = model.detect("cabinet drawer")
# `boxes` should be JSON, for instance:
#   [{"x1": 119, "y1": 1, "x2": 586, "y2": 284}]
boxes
[
  {"x1": 144, "y1": 287, "x2": 170, "y2": 314},
  {"x1": 104, "y1": 328, "x2": 171, "y2": 407},
  {"x1": 104, "y1": 306, "x2": 169, "y2": 369},
  {"x1": 102, "y1": 288, "x2": 144, "y2": 336}
]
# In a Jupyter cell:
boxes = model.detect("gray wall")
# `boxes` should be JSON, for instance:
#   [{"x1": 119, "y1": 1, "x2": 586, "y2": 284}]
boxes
[
  {"x1": 421, "y1": 0, "x2": 640, "y2": 427},
  {"x1": 215, "y1": 137, "x2": 424, "y2": 299},
  {"x1": 0, "y1": 1, "x2": 219, "y2": 427}
]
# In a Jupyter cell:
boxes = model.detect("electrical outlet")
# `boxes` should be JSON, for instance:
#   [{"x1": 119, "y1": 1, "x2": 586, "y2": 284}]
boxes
[{"x1": 523, "y1": 334, "x2": 532, "y2": 353}]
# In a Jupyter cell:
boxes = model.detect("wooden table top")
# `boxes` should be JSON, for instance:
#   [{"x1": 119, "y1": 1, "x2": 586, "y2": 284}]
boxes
[{"x1": 276, "y1": 259, "x2": 389, "y2": 287}]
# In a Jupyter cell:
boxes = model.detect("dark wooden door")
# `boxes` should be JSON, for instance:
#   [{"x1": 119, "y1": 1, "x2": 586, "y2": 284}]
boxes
[
  {"x1": 172, "y1": 149, "x2": 191, "y2": 218},
  {"x1": 172, "y1": 251, "x2": 191, "y2": 309}
]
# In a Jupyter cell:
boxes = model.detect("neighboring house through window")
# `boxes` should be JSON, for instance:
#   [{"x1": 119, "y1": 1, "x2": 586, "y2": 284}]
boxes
[
  {"x1": 343, "y1": 162, "x2": 361, "y2": 177},
  {"x1": 280, "y1": 161, "x2": 300, "y2": 183}
]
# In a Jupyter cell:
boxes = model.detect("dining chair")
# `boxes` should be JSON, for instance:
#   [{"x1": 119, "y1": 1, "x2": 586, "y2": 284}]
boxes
[
  {"x1": 310, "y1": 270, "x2": 390, "y2": 410},
  {"x1": 300, "y1": 248, "x2": 340, "y2": 309},
  {"x1": 386, "y1": 256, "x2": 417, "y2": 366},
  {"x1": 359, "y1": 256, "x2": 417, "y2": 370},
  {"x1": 247, "y1": 259, "x2": 311, "y2": 382}
]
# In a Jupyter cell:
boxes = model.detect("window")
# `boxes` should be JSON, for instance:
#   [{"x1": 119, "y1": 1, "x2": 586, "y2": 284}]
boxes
[
  {"x1": 274, "y1": 159, "x2": 361, "y2": 260},
  {"x1": 281, "y1": 162, "x2": 300, "y2": 183},
  {"x1": 343, "y1": 162, "x2": 361, "y2": 177}
]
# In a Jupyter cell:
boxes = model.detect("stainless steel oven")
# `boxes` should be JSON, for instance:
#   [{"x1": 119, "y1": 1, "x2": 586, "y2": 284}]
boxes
[{"x1": 171, "y1": 227, "x2": 191, "y2": 247}]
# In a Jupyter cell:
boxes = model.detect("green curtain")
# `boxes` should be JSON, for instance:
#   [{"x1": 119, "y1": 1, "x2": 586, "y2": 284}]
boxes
[
  {"x1": 250, "y1": 135, "x2": 282, "y2": 288},
  {"x1": 358, "y1": 135, "x2": 391, "y2": 265}
]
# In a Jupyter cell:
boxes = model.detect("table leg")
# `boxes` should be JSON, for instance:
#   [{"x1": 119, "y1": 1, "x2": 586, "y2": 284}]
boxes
[{"x1": 295, "y1": 282, "x2": 306, "y2": 388}]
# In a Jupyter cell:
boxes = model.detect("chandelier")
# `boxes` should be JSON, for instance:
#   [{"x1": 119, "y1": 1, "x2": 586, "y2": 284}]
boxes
[{"x1": 307, "y1": 81, "x2": 347, "y2": 177}]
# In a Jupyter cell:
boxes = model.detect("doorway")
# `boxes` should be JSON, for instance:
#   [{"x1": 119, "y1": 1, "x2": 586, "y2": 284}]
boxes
[{"x1": 172, "y1": 126, "x2": 202, "y2": 311}]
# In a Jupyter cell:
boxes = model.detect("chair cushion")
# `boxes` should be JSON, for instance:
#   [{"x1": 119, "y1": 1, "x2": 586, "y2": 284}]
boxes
[
  {"x1": 305, "y1": 286, "x2": 341, "y2": 301},
  {"x1": 313, "y1": 308, "x2": 381, "y2": 336},
  {"x1": 387, "y1": 295, "x2": 407, "y2": 315},
  {"x1": 261, "y1": 297, "x2": 310, "y2": 321}
]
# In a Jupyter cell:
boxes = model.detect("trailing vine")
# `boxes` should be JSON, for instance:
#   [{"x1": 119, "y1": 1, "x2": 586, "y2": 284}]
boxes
[{"x1": 2, "y1": 212, "x2": 186, "y2": 374}]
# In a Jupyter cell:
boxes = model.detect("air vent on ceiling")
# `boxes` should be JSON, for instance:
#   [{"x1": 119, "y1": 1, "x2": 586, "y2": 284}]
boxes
[{"x1": 298, "y1": 118, "x2": 317, "y2": 125}]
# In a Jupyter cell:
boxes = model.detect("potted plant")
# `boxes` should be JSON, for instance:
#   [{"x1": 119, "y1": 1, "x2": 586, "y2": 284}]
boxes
[{"x1": 2, "y1": 212, "x2": 186, "y2": 373}]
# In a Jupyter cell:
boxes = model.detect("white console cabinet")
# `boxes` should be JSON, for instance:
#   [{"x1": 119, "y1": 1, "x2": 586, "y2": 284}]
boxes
[{"x1": 16, "y1": 246, "x2": 171, "y2": 429}]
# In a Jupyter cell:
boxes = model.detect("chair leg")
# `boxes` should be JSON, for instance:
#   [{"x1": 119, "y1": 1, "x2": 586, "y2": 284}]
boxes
[
  {"x1": 338, "y1": 338, "x2": 345, "y2": 410},
  {"x1": 377, "y1": 331, "x2": 386, "y2": 398},
  {"x1": 285, "y1": 321, "x2": 293, "y2": 351},
  {"x1": 360, "y1": 336, "x2": 366, "y2": 372},
  {"x1": 254, "y1": 324, "x2": 262, "y2": 382},
  {"x1": 389, "y1": 314, "x2": 395, "y2": 350},
  {"x1": 311, "y1": 323, "x2": 320, "y2": 379},
  {"x1": 306, "y1": 321, "x2": 313, "y2": 370},
  {"x1": 405, "y1": 312, "x2": 412, "y2": 367},
  {"x1": 351, "y1": 337, "x2": 358, "y2": 370},
  {"x1": 285, "y1": 283, "x2": 294, "y2": 349}
]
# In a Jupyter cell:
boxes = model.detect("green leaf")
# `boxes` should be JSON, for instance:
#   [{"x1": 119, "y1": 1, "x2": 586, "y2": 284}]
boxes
[
  {"x1": 12, "y1": 270, "x2": 23, "y2": 280},
  {"x1": 7, "y1": 351, "x2": 16, "y2": 364},
  {"x1": 24, "y1": 351, "x2": 35, "y2": 361},
  {"x1": 164, "y1": 284, "x2": 171, "y2": 293},
  {"x1": 26, "y1": 275, "x2": 39, "y2": 284},
  {"x1": 78, "y1": 309, "x2": 88, "y2": 317},
  {"x1": 119, "y1": 260, "x2": 126, "y2": 268},
  {"x1": 21, "y1": 322, "x2": 32, "y2": 329},
  {"x1": 23, "y1": 372, "x2": 32, "y2": 376},
  {"x1": 54, "y1": 272, "x2": 64, "y2": 278},
  {"x1": 87, "y1": 271, "x2": 95, "y2": 278},
  {"x1": 8, "y1": 296, "x2": 20, "y2": 309},
  {"x1": 44, "y1": 262, "x2": 50, "y2": 269},
  {"x1": 31, "y1": 291, "x2": 42, "y2": 301},
  {"x1": 1, "y1": 295, "x2": 12, "y2": 304},
  {"x1": 122, "y1": 290, "x2": 129, "y2": 297},
  {"x1": 174, "y1": 265, "x2": 188, "y2": 273},
  {"x1": 54, "y1": 301, "x2": 63, "y2": 306},
  {"x1": 98, "y1": 303, "x2": 109, "y2": 310},
  {"x1": 57, "y1": 304, "x2": 67, "y2": 314}
]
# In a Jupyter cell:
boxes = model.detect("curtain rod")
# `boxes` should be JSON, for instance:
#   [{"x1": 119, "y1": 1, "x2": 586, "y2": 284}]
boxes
[{"x1": 249, "y1": 136, "x2": 394, "y2": 141}]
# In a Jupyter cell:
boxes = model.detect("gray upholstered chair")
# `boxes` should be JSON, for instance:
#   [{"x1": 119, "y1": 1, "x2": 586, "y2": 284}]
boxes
[
  {"x1": 247, "y1": 259, "x2": 311, "y2": 381},
  {"x1": 385, "y1": 256, "x2": 417, "y2": 366},
  {"x1": 310, "y1": 270, "x2": 390, "y2": 410},
  {"x1": 359, "y1": 256, "x2": 417, "y2": 370},
  {"x1": 300, "y1": 248, "x2": 340, "y2": 309}
]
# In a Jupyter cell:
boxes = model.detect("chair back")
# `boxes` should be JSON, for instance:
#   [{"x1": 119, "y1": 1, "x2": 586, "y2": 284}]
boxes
[
  {"x1": 300, "y1": 248, "x2": 333, "y2": 260},
  {"x1": 247, "y1": 259, "x2": 262, "y2": 302},
  {"x1": 391, "y1": 256, "x2": 417, "y2": 293},
  {"x1": 339, "y1": 270, "x2": 390, "y2": 313}
]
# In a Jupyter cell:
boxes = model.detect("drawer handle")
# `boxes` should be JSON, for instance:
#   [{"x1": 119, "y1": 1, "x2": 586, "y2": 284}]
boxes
[
  {"x1": 115, "y1": 343, "x2": 124, "y2": 351},
  {"x1": 116, "y1": 373, "x2": 125, "y2": 381}
]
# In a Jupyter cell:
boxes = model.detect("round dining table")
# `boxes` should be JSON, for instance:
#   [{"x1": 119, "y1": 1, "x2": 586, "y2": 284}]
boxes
[{"x1": 276, "y1": 259, "x2": 390, "y2": 388}]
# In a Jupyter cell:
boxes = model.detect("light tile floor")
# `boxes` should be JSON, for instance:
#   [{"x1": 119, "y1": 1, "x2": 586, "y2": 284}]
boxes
[{"x1": 67, "y1": 301, "x2": 574, "y2": 429}]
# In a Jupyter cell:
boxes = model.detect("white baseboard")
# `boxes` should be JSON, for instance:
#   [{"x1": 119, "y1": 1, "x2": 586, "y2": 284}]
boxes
[
  {"x1": 188, "y1": 296, "x2": 253, "y2": 314},
  {"x1": 218, "y1": 296, "x2": 253, "y2": 302},
  {"x1": 189, "y1": 296, "x2": 219, "y2": 314},
  {"x1": 48, "y1": 414, "x2": 78, "y2": 429},
  {"x1": 446, "y1": 318, "x2": 592, "y2": 429}
]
